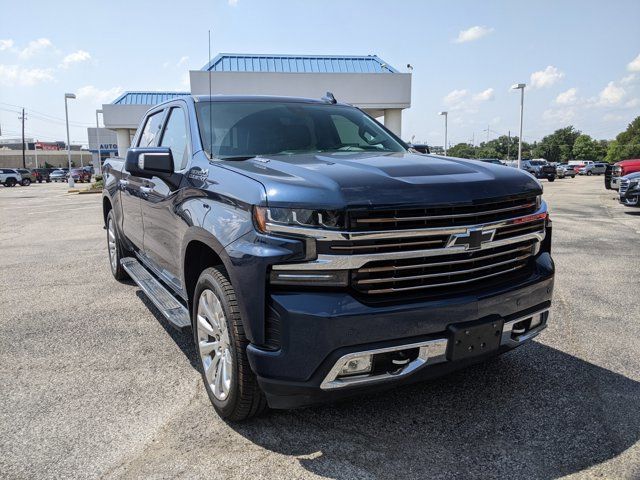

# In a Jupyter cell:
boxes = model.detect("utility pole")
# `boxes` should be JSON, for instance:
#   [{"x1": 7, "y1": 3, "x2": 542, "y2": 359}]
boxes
[
  {"x1": 19, "y1": 108, "x2": 27, "y2": 168},
  {"x1": 507, "y1": 130, "x2": 511, "y2": 161},
  {"x1": 487, "y1": 124, "x2": 490, "y2": 143}
]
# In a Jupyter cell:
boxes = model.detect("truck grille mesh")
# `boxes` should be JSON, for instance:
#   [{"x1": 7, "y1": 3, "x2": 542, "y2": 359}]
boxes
[
  {"x1": 347, "y1": 195, "x2": 538, "y2": 231},
  {"x1": 351, "y1": 240, "x2": 536, "y2": 296}
]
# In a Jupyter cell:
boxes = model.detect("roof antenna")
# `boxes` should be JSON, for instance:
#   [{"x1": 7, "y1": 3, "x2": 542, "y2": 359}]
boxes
[
  {"x1": 208, "y1": 30, "x2": 213, "y2": 159},
  {"x1": 322, "y1": 91, "x2": 337, "y2": 104}
]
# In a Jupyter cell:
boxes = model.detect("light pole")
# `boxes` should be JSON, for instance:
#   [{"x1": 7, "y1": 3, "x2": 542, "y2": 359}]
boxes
[
  {"x1": 95, "y1": 109, "x2": 103, "y2": 176},
  {"x1": 511, "y1": 83, "x2": 526, "y2": 169},
  {"x1": 438, "y1": 111, "x2": 448, "y2": 156},
  {"x1": 64, "y1": 93, "x2": 76, "y2": 187}
]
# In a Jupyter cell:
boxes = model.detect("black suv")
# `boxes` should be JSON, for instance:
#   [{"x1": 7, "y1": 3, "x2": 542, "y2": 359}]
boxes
[{"x1": 102, "y1": 95, "x2": 555, "y2": 420}]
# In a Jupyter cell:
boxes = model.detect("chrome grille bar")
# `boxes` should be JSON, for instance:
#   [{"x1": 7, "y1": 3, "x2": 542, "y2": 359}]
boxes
[
  {"x1": 360, "y1": 264, "x2": 529, "y2": 295},
  {"x1": 354, "y1": 202, "x2": 537, "y2": 223},
  {"x1": 355, "y1": 253, "x2": 532, "y2": 285}
]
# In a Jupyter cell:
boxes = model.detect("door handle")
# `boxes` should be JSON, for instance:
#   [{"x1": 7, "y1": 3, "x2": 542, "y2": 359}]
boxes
[
  {"x1": 140, "y1": 186, "x2": 153, "y2": 194},
  {"x1": 118, "y1": 179, "x2": 129, "y2": 187}
]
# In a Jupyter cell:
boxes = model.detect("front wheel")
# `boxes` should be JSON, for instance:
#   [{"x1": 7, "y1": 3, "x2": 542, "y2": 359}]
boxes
[
  {"x1": 193, "y1": 267, "x2": 267, "y2": 421},
  {"x1": 548, "y1": 177, "x2": 555, "y2": 182},
  {"x1": 587, "y1": 171, "x2": 592, "y2": 176},
  {"x1": 106, "y1": 210, "x2": 129, "y2": 281},
  {"x1": 22, "y1": 179, "x2": 31, "y2": 186},
  {"x1": 5, "y1": 178, "x2": 16, "y2": 187}
]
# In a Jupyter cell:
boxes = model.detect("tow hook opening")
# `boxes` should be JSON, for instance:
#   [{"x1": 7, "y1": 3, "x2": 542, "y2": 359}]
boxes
[{"x1": 510, "y1": 311, "x2": 547, "y2": 339}]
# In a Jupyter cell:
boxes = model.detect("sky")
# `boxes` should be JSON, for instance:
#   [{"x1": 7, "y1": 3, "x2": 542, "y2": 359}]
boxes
[{"x1": 0, "y1": 0, "x2": 639, "y2": 147}]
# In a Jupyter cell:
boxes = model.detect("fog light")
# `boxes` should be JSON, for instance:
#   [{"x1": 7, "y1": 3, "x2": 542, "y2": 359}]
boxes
[{"x1": 338, "y1": 355, "x2": 372, "y2": 377}]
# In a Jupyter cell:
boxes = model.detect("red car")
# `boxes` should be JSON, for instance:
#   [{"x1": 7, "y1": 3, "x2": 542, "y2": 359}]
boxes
[
  {"x1": 612, "y1": 159, "x2": 640, "y2": 190},
  {"x1": 67, "y1": 168, "x2": 91, "y2": 183}
]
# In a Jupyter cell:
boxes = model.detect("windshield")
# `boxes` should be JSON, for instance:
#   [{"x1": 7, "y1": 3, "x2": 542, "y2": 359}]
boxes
[
  {"x1": 529, "y1": 161, "x2": 546, "y2": 166},
  {"x1": 195, "y1": 101, "x2": 406, "y2": 160}
]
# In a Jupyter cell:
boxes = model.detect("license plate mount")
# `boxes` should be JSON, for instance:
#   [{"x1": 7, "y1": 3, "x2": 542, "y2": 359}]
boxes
[{"x1": 446, "y1": 318, "x2": 504, "y2": 362}]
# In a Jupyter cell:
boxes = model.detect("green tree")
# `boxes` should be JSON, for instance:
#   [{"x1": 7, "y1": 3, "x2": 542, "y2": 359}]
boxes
[
  {"x1": 447, "y1": 143, "x2": 476, "y2": 158},
  {"x1": 532, "y1": 126, "x2": 581, "y2": 162},
  {"x1": 572, "y1": 134, "x2": 600, "y2": 160},
  {"x1": 604, "y1": 116, "x2": 640, "y2": 163}
]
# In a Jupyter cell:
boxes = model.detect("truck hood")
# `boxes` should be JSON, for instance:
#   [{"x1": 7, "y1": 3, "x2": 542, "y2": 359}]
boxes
[{"x1": 217, "y1": 152, "x2": 542, "y2": 209}]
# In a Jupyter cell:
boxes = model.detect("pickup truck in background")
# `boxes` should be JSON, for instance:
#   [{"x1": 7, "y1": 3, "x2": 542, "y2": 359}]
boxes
[
  {"x1": 611, "y1": 159, "x2": 640, "y2": 190},
  {"x1": 102, "y1": 94, "x2": 555, "y2": 420}
]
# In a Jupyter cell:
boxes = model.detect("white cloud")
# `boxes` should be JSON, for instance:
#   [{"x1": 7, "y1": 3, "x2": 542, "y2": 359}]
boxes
[
  {"x1": 454, "y1": 26, "x2": 494, "y2": 44},
  {"x1": 625, "y1": 98, "x2": 640, "y2": 108},
  {"x1": 598, "y1": 81, "x2": 625, "y2": 105},
  {"x1": 443, "y1": 89, "x2": 469, "y2": 107},
  {"x1": 75, "y1": 85, "x2": 124, "y2": 105},
  {"x1": 530, "y1": 66, "x2": 564, "y2": 89},
  {"x1": 18, "y1": 38, "x2": 53, "y2": 59},
  {"x1": 59, "y1": 50, "x2": 91, "y2": 69},
  {"x1": 555, "y1": 87, "x2": 578, "y2": 105},
  {"x1": 627, "y1": 53, "x2": 640, "y2": 72},
  {"x1": 473, "y1": 88, "x2": 494, "y2": 102},
  {"x1": 228, "y1": 0, "x2": 238, "y2": 5},
  {"x1": 621, "y1": 73, "x2": 637, "y2": 85},
  {"x1": 177, "y1": 56, "x2": 189, "y2": 67},
  {"x1": 0, "y1": 64, "x2": 54, "y2": 86},
  {"x1": 543, "y1": 108, "x2": 575, "y2": 124},
  {"x1": 603, "y1": 113, "x2": 624, "y2": 122},
  {"x1": 0, "y1": 39, "x2": 13, "y2": 51}
]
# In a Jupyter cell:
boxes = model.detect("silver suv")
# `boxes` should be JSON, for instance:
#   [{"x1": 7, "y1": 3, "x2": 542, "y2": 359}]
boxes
[
  {"x1": 579, "y1": 163, "x2": 607, "y2": 175},
  {"x1": 0, "y1": 168, "x2": 22, "y2": 187}
]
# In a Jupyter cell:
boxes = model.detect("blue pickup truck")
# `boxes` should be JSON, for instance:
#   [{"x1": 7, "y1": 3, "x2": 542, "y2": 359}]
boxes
[{"x1": 102, "y1": 94, "x2": 555, "y2": 420}]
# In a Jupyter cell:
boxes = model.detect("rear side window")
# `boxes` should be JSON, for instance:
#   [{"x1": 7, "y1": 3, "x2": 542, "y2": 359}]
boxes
[
  {"x1": 138, "y1": 111, "x2": 165, "y2": 147},
  {"x1": 159, "y1": 108, "x2": 190, "y2": 170}
]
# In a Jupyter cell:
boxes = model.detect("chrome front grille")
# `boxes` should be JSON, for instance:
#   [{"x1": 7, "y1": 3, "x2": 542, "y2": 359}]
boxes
[
  {"x1": 620, "y1": 179, "x2": 630, "y2": 195},
  {"x1": 270, "y1": 196, "x2": 548, "y2": 300},
  {"x1": 348, "y1": 195, "x2": 538, "y2": 231},
  {"x1": 351, "y1": 241, "x2": 536, "y2": 295}
]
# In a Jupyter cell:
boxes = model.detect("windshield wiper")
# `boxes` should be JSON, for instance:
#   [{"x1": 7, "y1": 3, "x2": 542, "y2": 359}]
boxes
[{"x1": 217, "y1": 155, "x2": 257, "y2": 161}]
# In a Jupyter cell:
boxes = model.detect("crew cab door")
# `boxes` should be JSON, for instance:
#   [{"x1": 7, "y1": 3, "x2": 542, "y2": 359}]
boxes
[
  {"x1": 140, "y1": 105, "x2": 191, "y2": 291},
  {"x1": 121, "y1": 109, "x2": 166, "y2": 249}
]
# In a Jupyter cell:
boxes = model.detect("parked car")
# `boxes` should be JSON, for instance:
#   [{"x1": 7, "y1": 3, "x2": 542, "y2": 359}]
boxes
[
  {"x1": 67, "y1": 168, "x2": 91, "y2": 183},
  {"x1": 409, "y1": 144, "x2": 430, "y2": 154},
  {"x1": 611, "y1": 159, "x2": 640, "y2": 190},
  {"x1": 82, "y1": 165, "x2": 95, "y2": 175},
  {"x1": 506, "y1": 159, "x2": 556, "y2": 181},
  {"x1": 579, "y1": 163, "x2": 607, "y2": 176},
  {"x1": 0, "y1": 168, "x2": 22, "y2": 187},
  {"x1": 556, "y1": 164, "x2": 577, "y2": 179},
  {"x1": 619, "y1": 172, "x2": 640, "y2": 207},
  {"x1": 103, "y1": 94, "x2": 554, "y2": 420},
  {"x1": 50, "y1": 169, "x2": 67, "y2": 182},
  {"x1": 604, "y1": 163, "x2": 614, "y2": 189},
  {"x1": 15, "y1": 168, "x2": 36, "y2": 186},
  {"x1": 32, "y1": 168, "x2": 51, "y2": 183}
]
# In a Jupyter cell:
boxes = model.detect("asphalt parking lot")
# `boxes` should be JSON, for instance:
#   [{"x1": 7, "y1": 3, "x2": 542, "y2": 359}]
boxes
[{"x1": 1, "y1": 176, "x2": 639, "y2": 479}]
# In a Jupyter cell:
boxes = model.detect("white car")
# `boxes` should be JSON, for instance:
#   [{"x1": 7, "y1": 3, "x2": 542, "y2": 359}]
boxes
[{"x1": 0, "y1": 168, "x2": 22, "y2": 187}]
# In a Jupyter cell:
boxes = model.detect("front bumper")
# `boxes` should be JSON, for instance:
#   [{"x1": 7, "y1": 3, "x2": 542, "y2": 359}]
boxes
[
  {"x1": 247, "y1": 253, "x2": 554, "y2": 409},
  {"x1": 611, "y1": 177, "x2": 620, "y2": 190},
  {"x1": 619, "y1": 185, "x2": 640, "y2": 206}
]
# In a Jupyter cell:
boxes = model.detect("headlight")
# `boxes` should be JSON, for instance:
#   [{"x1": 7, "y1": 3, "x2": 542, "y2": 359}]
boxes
[{"x1": 253, "y1": 206, "x2": 345, "y2": 233}]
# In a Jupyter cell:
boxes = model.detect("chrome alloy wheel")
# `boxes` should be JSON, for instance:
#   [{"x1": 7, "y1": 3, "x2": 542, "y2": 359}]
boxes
[
  {"x1": 197, "y1": 289, "x2": 232, "y2": 401},
  {"x1": 107, "y1": 218, "x2": 117, "y2": 273}
]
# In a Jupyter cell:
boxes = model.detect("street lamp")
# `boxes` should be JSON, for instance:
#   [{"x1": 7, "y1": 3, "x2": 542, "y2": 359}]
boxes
[
  {"x1": 96, "y1": 109, "x2": 103, "y2": 176},
  {"x1": 511, "y1": 83, "x2": 526, "y2": 169},
  {"x1": 438, "y1": 111, "x2": 448, "y2": 156},
  {"x1": 64, "y1": 93, "x2": 76, "y2": 187}
]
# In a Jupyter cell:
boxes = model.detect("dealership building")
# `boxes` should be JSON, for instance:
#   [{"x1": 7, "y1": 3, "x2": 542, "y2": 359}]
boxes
[{"x1": 102, "y1": 53, "x2": 412, "y2": 156}]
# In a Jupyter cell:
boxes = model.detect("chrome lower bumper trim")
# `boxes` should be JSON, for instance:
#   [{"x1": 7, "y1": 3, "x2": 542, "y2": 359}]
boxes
[{"x1": 320, "y1": 308, "x2": 550, "y2": 390}]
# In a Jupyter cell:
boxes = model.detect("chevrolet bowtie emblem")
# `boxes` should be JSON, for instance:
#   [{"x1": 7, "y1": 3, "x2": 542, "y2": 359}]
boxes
[{"x1": 447, "y1": 228, "x2": 496, "y2": 250}]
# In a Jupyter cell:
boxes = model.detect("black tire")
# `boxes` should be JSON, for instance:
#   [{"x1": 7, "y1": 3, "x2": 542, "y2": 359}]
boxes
[
  {"x1": 193, "y1": 266, "x2": 267, "y2": 421},
  {"x1": 6, "y1": 178, "x2": 16, "y2": 187},
  {"x1": 548, "y1": 177, "x2": 555, "y2": 182},
  {"x1": 22, "y1": 179, "x2": 31, "y2": 186},
  {"x1": 587, "y1": 171, "x2": 592, "y2": 176},
  {"x1": 106, "y1": 210, "x2": 129, "y2": 281},
  {"x1": 46, "y1": 179, "x2": 51, "y2": 183}
]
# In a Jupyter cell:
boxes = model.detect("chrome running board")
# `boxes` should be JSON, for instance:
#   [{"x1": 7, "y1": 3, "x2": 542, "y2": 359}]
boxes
[{"x1": 121, "y1": 257, "x2": 191, "y2": 331}]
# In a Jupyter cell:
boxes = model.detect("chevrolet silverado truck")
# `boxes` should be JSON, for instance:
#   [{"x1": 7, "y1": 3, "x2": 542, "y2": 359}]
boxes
[{"x1": 102, "y1": 94, "x2": 555, "y2": 420}]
